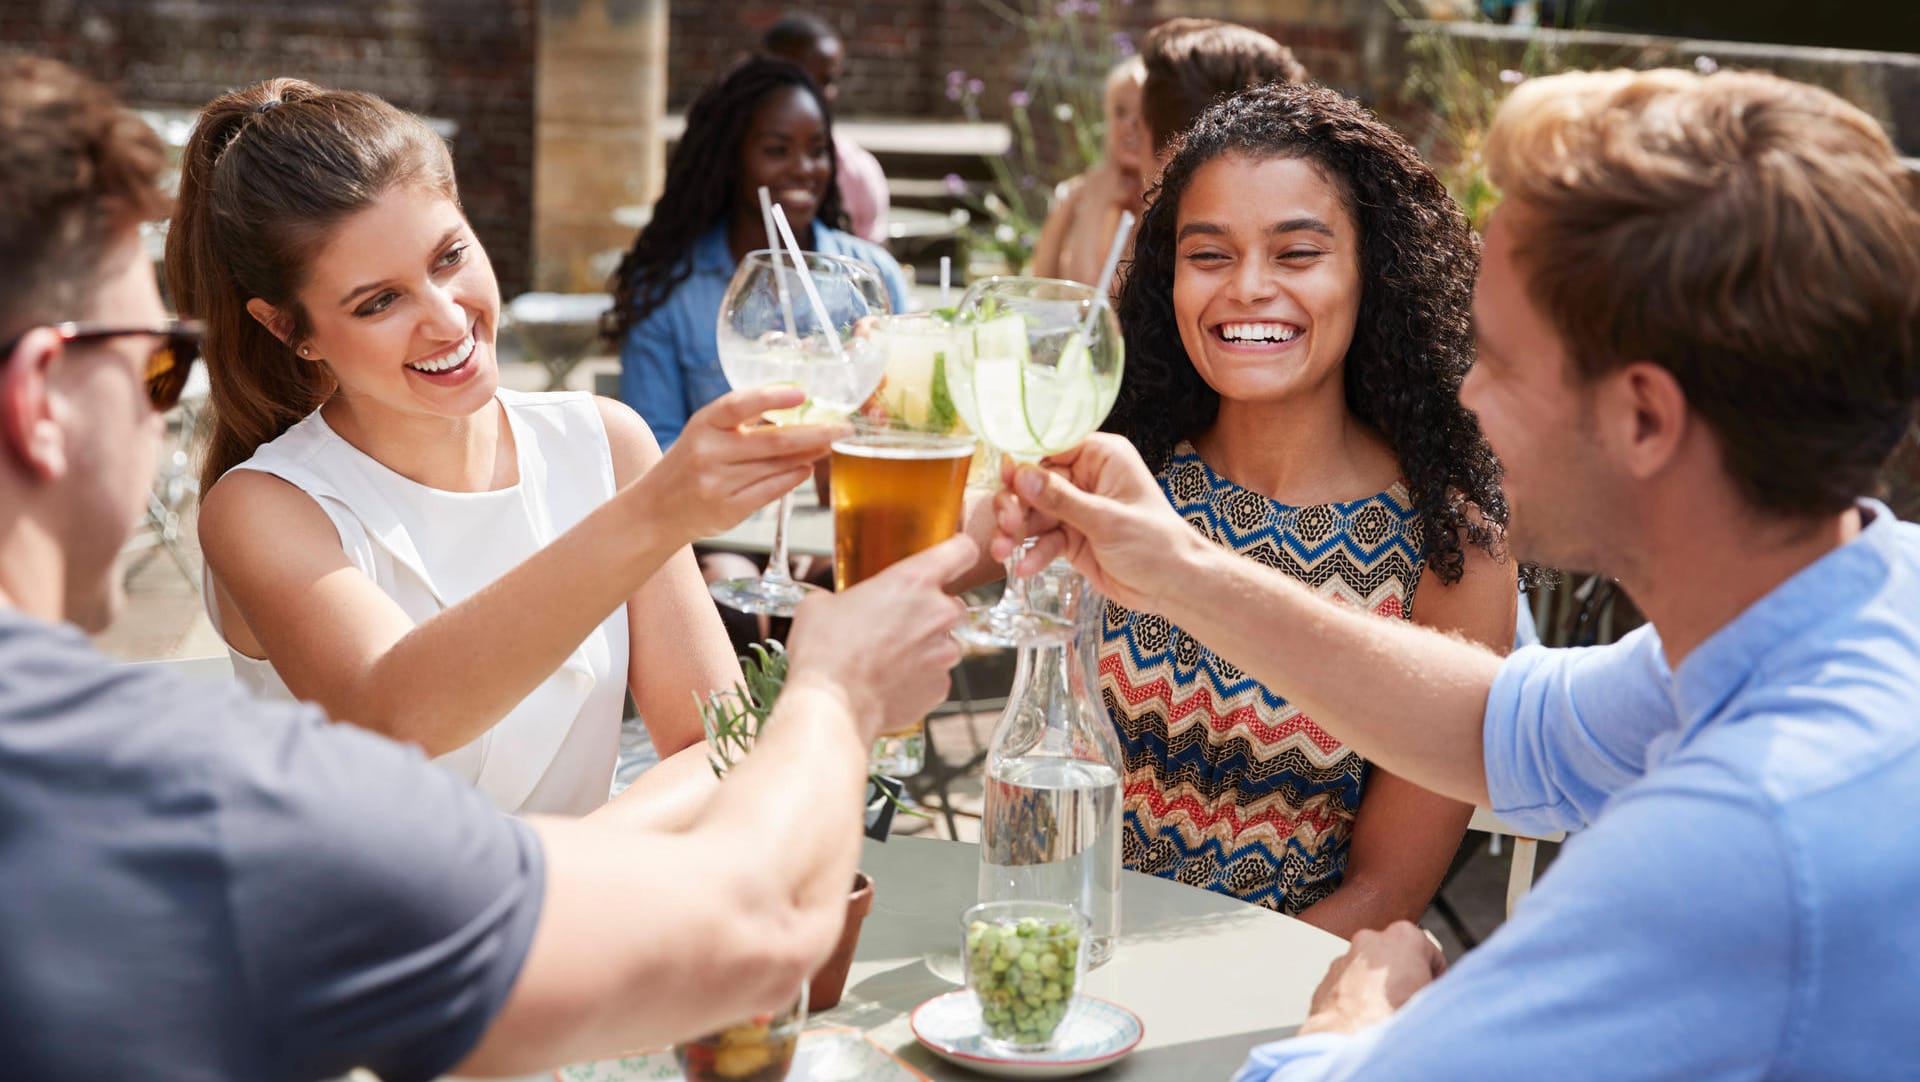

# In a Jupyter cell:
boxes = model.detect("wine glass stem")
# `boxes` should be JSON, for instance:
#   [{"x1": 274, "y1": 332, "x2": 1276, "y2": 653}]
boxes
[
  {"x1": 764, "y1": 489, "x2": 798, "y2": 588},
  {"x1": 993, "y1": 539, "x2": 1036, "y2": 618}
]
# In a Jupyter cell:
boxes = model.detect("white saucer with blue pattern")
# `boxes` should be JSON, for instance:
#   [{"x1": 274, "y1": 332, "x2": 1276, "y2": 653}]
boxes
[{"x1": 910, "y1": 990, "x2": 1144, "y2": 1079}]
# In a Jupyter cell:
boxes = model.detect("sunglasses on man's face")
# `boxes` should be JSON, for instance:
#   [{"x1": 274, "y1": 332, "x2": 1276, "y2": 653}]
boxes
[{"x1": 0, "y1": 320, "x2": 204, "y2": 412}]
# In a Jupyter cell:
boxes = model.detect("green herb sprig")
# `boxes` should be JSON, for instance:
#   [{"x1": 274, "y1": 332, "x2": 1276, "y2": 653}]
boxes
[{"x1": 696, "y1": 642, "x2": 926, "y2": 822}]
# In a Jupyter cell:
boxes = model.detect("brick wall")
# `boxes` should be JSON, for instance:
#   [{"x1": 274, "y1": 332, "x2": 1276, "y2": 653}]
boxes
[
  {"x1": 663, "y1": 1, "x2": 1378, "y2": 119},
  {"x1": 0, "y1": 0, "x2": 539, "y2": 294}
]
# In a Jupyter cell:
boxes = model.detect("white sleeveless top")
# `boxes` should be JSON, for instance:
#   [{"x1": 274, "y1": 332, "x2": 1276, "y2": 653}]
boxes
[{"x1": 211, "y1": 389, "x2": 629, "y2": 816}]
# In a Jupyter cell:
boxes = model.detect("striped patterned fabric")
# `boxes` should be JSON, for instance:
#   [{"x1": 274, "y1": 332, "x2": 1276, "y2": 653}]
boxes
[{"x1": 1098, "y1": 442, "x2": 1425, "y2": 913}]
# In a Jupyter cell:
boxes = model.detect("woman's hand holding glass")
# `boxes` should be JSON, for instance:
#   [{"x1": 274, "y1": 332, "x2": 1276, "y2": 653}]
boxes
[
  {"x1": 638, "y1": 385, "x2": 848, "y2": 547},
  {"x1": 710, "y1": 249, "x2": 892, "y2": 616}
]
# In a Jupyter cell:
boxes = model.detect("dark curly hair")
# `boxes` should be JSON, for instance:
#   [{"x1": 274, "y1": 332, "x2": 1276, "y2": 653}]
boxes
[
  {"x1": 605, "y1": 56, "x2": 847, "y2": 341},
  {"x1": 1108, "y1": 81, "x2": 1505, "y2": 585}
]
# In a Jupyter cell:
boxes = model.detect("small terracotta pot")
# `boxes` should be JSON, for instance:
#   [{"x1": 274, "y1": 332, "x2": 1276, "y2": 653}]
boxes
[{"x1": 807, "y1": 871, "x2": 874, "y2": 1011}]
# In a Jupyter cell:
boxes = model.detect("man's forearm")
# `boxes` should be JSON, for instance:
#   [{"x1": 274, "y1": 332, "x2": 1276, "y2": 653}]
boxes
[
  {"x1": 1159, "y1": 544, "x2": 1502, "y2": 806},
  {"x1": 589, "y1": 743, "x2": 720, "y2": 834},
  {"x1": 704, "y1": 676, "x2": 870, "y2": 914}
]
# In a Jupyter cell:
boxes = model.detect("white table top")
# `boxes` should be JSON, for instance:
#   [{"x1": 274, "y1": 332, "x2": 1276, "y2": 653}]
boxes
[
  {"x1": 478, "y1": 831, "x2": 1344, "y2": 1082},
  {"x1": 819, "y1": 835, "x2": 1347, "y2": 1079}
]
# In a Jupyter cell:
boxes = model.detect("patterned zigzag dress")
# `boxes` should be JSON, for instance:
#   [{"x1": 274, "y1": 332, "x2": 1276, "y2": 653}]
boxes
[{"x1": 1098, "y1": 442, "x2": 1425, "y2": 914}]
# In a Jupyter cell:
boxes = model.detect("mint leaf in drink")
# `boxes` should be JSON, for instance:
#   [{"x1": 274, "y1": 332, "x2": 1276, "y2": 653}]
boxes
[{"x1": 927, "y1": 351, "x2": 959, "y2": 433}]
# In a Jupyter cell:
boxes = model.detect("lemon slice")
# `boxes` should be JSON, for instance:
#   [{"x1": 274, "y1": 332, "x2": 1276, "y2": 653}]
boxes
[{"x1": 759, "y1": 380, "x2": 814, "y2": 426}]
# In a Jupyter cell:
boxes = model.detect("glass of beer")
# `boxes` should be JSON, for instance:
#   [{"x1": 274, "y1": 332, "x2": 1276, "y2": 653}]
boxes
[
  {"x1": 832, "y1": 421, "x2": 974, "y2": 776},
  {"x1": 839, "y1": 310, "x2": 979, "y2": 775}
]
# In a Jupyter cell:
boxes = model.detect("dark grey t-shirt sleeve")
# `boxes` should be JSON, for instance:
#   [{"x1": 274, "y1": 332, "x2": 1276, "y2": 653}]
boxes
[{"x1": 211, "y1": 705, "x2": 546, "y2": 1082}]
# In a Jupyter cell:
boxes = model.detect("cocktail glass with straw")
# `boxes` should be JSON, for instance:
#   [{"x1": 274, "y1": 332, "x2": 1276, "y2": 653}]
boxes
[
  {"x1": 944, "y1": 214, "x2": 1130, "y2": 647},
  {"x1": 707, "y1": 201, "x2": 891, "y2": 617}
]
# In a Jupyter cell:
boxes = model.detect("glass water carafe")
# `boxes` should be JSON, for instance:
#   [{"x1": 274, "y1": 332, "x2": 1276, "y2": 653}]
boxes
[{"x1": 977, "y1": 561, "x2": 1124, "y2": 966}]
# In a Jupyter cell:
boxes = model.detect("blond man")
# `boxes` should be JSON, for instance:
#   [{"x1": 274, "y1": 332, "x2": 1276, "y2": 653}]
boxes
[{"x1": 992, "y1": 69, "x2": 1920, "y2": 1079}]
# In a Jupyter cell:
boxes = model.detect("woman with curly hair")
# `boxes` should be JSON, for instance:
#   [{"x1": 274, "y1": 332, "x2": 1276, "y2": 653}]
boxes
[
  {"x1": 609, "y1": 56, "x2": 912, "y2": 449},
  {"x1": 1098, "y1": 81, "x2": 1516, "y2": 935}
]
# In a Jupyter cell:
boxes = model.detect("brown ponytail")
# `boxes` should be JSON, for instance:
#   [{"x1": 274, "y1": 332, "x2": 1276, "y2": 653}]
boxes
[{"x1": 166, "y1": 78, "x2": 457, "y2": 495}]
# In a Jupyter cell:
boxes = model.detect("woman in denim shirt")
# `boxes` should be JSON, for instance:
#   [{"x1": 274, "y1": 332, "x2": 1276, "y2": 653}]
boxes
[{"x1": 607, "y1": 56, "x2": 912, "y2": 449}]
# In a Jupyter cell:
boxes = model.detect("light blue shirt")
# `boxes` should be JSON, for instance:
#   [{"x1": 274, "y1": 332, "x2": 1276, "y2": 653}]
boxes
[
  {"x1": 617, "y1": 220, "x2": 913, "y2": 448},
  {"x1": 1237, "y1": 501, "x2": 1920, "y2": 1081}
]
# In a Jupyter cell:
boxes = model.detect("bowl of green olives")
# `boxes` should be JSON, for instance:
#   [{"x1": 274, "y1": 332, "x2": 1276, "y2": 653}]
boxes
[{"x1": 961, "y1": 901, "x2": 1090, "y2": 1054}]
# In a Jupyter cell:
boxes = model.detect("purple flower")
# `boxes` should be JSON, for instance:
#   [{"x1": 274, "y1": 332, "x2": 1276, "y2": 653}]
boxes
[
  {"x1": 946, "y1": 84, "x2": 964, "y2": 102},
  {"x1": 1694, "y1": 55, "x2": 1719, "y2": 74},
  {"x1": 967, "y1": 78, "x2": 985, "y2": 96},
  {"x1": 1498, "y1": 68, "x2": 1525, "y2": 86},
  {"x1": 943, "y1": 173, "x2": 968, "y2": 196},
  {"x1": 1111, "y1": 30, "x2": 1135, "y2": 57},
  {"x1": 1009, "y1": 89, "x2": 1032, "y2": 109},
  {"x1": 947, "y1": 69, "x2": 967, "y2": 86}
]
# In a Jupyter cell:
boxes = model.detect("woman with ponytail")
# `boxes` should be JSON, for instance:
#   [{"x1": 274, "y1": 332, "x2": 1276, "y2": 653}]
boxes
[{"x1": 174, "y1": 78, "x2": 836, "y2": 815}]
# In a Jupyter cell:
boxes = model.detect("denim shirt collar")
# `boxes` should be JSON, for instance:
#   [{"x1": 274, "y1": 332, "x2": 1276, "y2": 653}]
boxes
[
  {"x1": 1667, "y1": 500, "x2": 1897, "y2": 746},
  {"x1": 692, "y1": 219, "x2": 826, "y2": 278}
]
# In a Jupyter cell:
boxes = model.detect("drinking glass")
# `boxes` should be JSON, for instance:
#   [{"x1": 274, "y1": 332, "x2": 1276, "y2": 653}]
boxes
[
  {"x1": 830, "y1": 422, "x2": 975, "y2": 775},
  {"x1": 711, "y1": 250, "x2": 891, "y2": 617},
  {"x1": 961, "y1": 900, "x2": 1089, "y2": 1054},
  {"x1": 945, "y1": 277, "x2": 1123, "y2": 647},
  {"x1": 835, "y1": 310, "x2": 979, "y2": 774},
  {"x1": 866, "y1": 308, "x2": 1000, "y2": 492},
  {"x1": 673, "y1": 983, "x2": 807, "y2": 1082}
]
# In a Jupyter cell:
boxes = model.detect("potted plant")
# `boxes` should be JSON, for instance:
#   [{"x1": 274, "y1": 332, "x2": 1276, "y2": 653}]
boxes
[{"x1": 698, "y1": 642, "x2": 914, "y2": 1010}]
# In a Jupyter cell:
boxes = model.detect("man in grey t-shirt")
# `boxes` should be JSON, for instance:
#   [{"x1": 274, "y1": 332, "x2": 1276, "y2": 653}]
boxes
[
  {"x1": 0, "y1": 618, "x2": 546, "y2": 1080},
  {"x1": 0, "y1": 56, "x2": 977, "y2": 1080}
]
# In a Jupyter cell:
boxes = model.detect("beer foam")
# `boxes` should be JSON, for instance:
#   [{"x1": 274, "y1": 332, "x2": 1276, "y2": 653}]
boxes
[{"x1": 832, "y1": 437, "x2": 975, "y2": 460}]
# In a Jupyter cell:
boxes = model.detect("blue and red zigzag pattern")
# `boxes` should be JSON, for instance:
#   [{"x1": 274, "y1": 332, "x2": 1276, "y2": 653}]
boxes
[{"x1": 1099, "y1": 444, "x2": 1425, "y2": 914}]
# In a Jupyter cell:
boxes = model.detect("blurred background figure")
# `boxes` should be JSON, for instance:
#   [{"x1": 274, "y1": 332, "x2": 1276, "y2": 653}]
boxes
[
  {"x1": 1030, "y1": 57, "x2": 1148, "y2": 286},
  {"x1": 763, "y1": 12, "x2": 890, "y2": 245},
  {"x1": 607, "y1": 56, "x2": 910, "y2": 651},
  {"x1": 608, "y1": 55, "x2": 909, "y2": 451},
  {"x1": 1140, "y1": 17, "x2": 1307, "y2": 168}
]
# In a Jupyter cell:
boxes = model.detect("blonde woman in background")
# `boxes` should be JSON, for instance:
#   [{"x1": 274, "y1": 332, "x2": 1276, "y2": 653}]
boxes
[{"x1": 1030, "y1": 57, "x2": 1149, "y2": 285}]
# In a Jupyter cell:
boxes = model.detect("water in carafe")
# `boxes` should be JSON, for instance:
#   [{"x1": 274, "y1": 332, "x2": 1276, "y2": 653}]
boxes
[{"x1": 977, "y1": 562, "x2": 1124, "y2": 965}]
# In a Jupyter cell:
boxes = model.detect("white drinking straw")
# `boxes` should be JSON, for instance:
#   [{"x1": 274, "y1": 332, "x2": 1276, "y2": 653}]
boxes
[
  {"x1": 1078, "y1": 209, "x2": 1134, "y2": 342},
  {"x1": 770, "y1": 203, "x2": 846, "y2": 359},
  {"x1": 757, "y1": 186, "x2": 797, "y2": 337},
  {"x1": 940, "y1": 255, "x2": 953, "y2": 308}
]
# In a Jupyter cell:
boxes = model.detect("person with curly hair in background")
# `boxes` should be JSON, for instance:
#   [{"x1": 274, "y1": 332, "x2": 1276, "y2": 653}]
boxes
[
  {"x1": 609, "y1": 55, "x2": 911, "y2": 450},
  {"x1": 1096, "y1": 81, "x2": 1516, "y2": 936}
]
